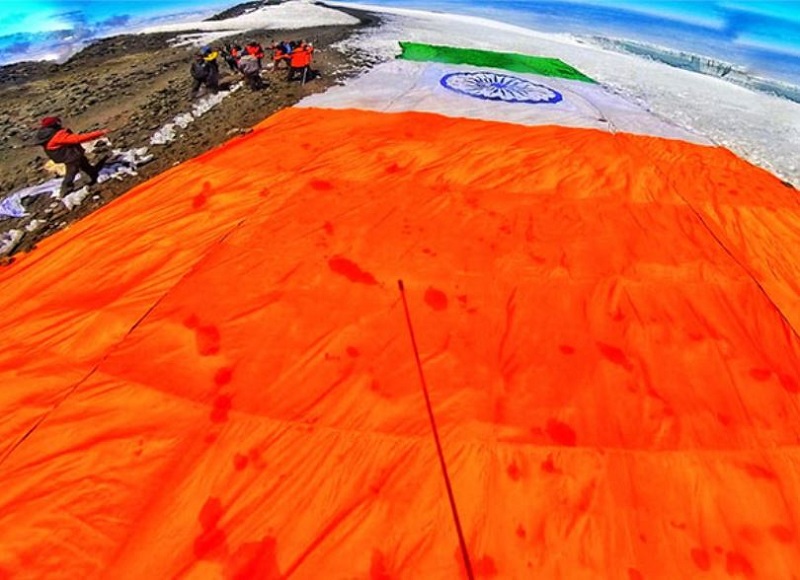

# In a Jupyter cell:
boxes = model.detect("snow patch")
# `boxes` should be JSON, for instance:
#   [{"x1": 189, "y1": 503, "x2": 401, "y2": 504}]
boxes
[
  {"x1": 0, "y1": 146, "x2": 154, "y2": 219},
  {"x1": 0, "y1": 229, "x2": 24, "y2": 256},
  {"x1": 25, "y1": 219, "x2": 46, "y2": 232},
  {"x1": 151, "y1": 85, "x2": 242, "y2": 146},
  {"x1": 60, "y1": 187, "x2": 92, "y2": 211},
  {"x1": 141, "y1": 0, "x2": 359, "y2": 36}
]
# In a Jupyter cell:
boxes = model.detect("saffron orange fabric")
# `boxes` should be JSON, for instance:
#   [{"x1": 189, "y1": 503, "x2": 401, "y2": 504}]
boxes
[{"x1": 0, "y1": 108, "x2": 798, "y2": 578}]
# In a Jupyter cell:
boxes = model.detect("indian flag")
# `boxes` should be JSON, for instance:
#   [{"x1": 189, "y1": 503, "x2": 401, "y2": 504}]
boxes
[{"x1": 1, "y1": 42, "x2": 799, "y2": 579}]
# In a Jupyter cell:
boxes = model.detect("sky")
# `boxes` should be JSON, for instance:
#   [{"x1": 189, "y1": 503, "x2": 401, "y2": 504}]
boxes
[
  {"x1": 1, "y1": 0, "x2": 799, "y2": 82},
  {"x1": 0, "y1": 1, "x2": 231, "y2": 35},
  {"x1": 356, "y1": 0, "x2": 800, "y2": 83},
  {"x1": 0, "y1": 0, "x2": 232, "y2": 62}
]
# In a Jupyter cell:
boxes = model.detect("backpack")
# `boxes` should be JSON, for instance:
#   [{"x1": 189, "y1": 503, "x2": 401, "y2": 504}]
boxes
[
  {"x1": 191, "y1": 61, "x2": 209, "y2": 81},
  {"x1": 33, "y1": 126, "x2": 58, "y2": 147},
  {"x1": 239, "y1": 55, "x2": 260, "y2": 75},
  {"x1": 34, "y1": 126, "x2": 83, "y2": 164}
]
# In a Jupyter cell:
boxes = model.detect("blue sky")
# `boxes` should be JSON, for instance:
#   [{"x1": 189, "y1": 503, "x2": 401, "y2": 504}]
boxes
[
  {"x1": 1, "y1": 0, "x2": 799, "y2": 81},
  {"x1": 357, "y1": 0, "x2": 800, "y2": 82},
  {"x1": 613, "y1": 1, "x2": 800, "y2": 54},
  {"x1": 2, "y1": 1, "x2": 798, "y2": 53},
  {"x1": 2, "y1": 1, "x2": 797, "y2": 39},
  {"x1": 0, "y1": 1, "x2": 230, "y2": 36}
]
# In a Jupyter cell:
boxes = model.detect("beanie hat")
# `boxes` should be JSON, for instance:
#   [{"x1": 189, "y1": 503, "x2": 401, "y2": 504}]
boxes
[{"x1": 40, "y1": 116, "x2": 61, "y2": 128}]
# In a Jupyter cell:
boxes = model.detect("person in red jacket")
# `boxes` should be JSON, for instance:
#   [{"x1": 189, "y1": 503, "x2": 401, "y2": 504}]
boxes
[
  {"x1": 287, "y1": 41, "x2": 314, "y2": 82},
  {"x1": 34, "y1": 117, "x2": 108, "y2": 196},
  {"x1": 270, "y1": 41, "x2": 290, "y2": 71},
  {"x1": 245, "y1": 40, "x2": 264, "y2": 69}
]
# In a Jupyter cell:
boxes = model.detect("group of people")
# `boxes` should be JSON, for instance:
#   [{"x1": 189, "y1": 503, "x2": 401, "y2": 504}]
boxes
[
  {"x1": 190, "y1": 38, "x2": 317, "y2": 97},
  {"x1": 33, "y1": 38, "x2": 321, "y2": 196},
  {"x1": 269, "y1": 40, "x2": 317, "y2": 82}
]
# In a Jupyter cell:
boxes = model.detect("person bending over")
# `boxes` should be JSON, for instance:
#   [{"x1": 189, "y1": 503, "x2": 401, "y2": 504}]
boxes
[
  {"x1": 287, "y1": 41, "x2": 314, "y2": 82},
  {"x1": 34, "y1": 117, "x2": 108, "y2": 196},
  {"x1": 238, "y1": 52, "x2": 263, "y2": 90}
]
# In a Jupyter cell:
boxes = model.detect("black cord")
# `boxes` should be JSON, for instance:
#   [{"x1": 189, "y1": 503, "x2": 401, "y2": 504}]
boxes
[{"x1": 397, "y1": 279, "x2": 475, "y2": 580}]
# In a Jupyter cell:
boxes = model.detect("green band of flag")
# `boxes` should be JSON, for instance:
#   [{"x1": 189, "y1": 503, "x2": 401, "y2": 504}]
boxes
[{"x1": 398, "y1": 41, "x2": 596, "y2": 83}]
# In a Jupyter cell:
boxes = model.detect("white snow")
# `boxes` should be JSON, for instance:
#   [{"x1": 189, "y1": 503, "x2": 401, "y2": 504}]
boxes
[
  {"x1": 0, "y1": 146, "x2": 154, "y2": 220},
  {"x1": 322, "y1": 1, "x2": 800, "y2": 186},
  {"x1": 141, "y1": 0, "x2": 359, "y2": 37},
  {"x1": 171, "y1": 32, "x2": 241, "y2": 49},
  {"x1": 151, "y1": 83, "x2": 242, "y2": 146},
  {"x1": 25, "y1": 219, "x2": 46, "y2": 232},
  {"x1": 61, "y1": 187, "x2": 93, "y2": 211},
  {"x1": 0, "y1": 229, "x2": 24, "y2": 256}
]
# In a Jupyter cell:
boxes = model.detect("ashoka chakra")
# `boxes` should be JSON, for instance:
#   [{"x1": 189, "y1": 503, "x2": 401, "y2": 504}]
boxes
[{"x1": 440, "y1": 71, "x2": 563, "y2": 104}]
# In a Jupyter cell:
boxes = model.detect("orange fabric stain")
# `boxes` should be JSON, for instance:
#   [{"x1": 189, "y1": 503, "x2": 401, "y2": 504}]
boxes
[
  {"x1": 627, "y1": 569, "x2": 643, "y2": 580},
  {"x1": 770, "y1": 525, "x2": 794, "y2": 543},
  {"x1": 214, "y1": 367, "x2": 233, "y2": 387},
  {"x1": 233, "y1": 453, "x2": 248, "y2": 471},
  {"x1": 424, "y1": 287, "x2": 448, "y2": 311},
  {"x1": 596, "y1": 342, "x2": 634, "y2": 371},
  {"x1": 725, "y1": 552, "x2": 755, "y2": 577},
  {"x1": 328, "y1": 256, "x2": 378, "y2": 285},
  {"x1": 226, "y1": 536, "x2": 280, "y2": 580},
  {"x1": 541, "y1": 455, "x2": 560, "y2": 474},
  {"x1": 691, "y1": 548, "x2": 711, "y2": 571},
  {"x1": 310, "y1": 179, "x2": 333, "y2": 191},
  {"x1": 742, "y1": 463, "x2": 777, "y2": 480},
  {"x1": 370, "y1": 549, "x2": 393, "y2": 580},
  {"x1": 545, "y1": 418, "x2": 577, "y2": 447},
  {"x1": 196, "y1": 325, "x2": 221, "y2": 356},
  {"x1": 211, "y1": 395, "x2": 232, "y2": 423}
]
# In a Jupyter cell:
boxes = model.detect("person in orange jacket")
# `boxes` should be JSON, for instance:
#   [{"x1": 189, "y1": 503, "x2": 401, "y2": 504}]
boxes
[
  {"x1": 245, "y1": 40, "x2": 265, "y2": 69},
  {"x1": 34, "y1": 117, "x2": 108, "y2": 196},
  {"x1": 287, "y1": 41, "x2": 314, "y2": 82},
  {"x1": 222, "y1": 43, "x2": 240, "y2": 72},
  {"x1": 270, "y1": 41, "x2": 290, "y2": 71}
]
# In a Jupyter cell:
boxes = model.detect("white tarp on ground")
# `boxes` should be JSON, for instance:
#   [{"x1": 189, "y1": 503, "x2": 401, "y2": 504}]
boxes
[
  {"x1": 300, "y1": 58, "x2": 709, "y2": 143},
  {"x1": 151, "y1": 82, "x2": 243, "y2": 146},
  {"x1": 0, "y1": 147, "x2": 153, "y2": 219}
]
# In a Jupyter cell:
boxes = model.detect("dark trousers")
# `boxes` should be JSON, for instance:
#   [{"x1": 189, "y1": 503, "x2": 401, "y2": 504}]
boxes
[
  {"x1": 287, "y1": 65, "x2": 308, "y2": 82},
  {"x1": 61, "y1": 156, "x2": 99, "y2": 195},
  {"x1": 191, "y1": 78, "x2": 203, "y2": 98},
  {"x1": 244, "y1": 72, "x2": 262, "y2": 90},
  {"x1": 191, "y1": 78, "x2": 219, "y2": 98}
]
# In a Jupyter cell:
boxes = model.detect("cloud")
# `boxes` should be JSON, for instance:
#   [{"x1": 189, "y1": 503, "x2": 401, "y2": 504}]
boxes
[
  {"x1": 0, "y1": 40, "x2": 32, "y2": 56},
  {"x1": 53, "y1": 10, "x2": 87, "y2": 24},
  {"x1": 718, "y1": 6, "x2": 800, "y2": 48},
  {"x1": 99, "y1": 14, "x2": 131, "y2": 28}
]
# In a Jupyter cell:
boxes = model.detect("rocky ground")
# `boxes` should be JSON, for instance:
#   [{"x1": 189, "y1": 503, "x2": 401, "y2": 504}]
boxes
[{"x1": 0, "y1": 2, "x2": 386, "y2": 258}]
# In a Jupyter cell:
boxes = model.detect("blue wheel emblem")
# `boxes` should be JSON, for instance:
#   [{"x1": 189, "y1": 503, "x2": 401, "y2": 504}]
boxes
[{"x1": 440, "y1": 71, "x2": 562, "y2": 104}]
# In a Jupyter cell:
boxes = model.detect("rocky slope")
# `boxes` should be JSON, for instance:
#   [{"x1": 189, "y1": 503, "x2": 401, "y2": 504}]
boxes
[{"x1": 0, "y1": 4, "x2": 385, "y2": 258}]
